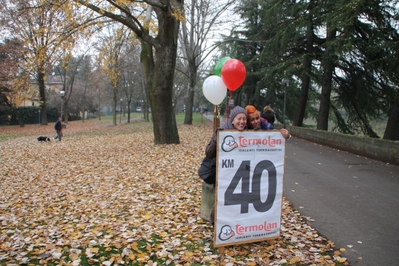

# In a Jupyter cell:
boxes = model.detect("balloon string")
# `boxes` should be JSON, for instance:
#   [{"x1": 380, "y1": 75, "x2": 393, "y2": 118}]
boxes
[
  {"x1": 225, "y1": 90, "x2": 233, "y2": 122},
  {"x1": 225, "y1": 99, "x2": 230, "y2": 122}
]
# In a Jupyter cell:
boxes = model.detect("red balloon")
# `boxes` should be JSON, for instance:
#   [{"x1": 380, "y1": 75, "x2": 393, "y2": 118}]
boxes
[{"x1": 221, "y1": 59, "x2": 246, "y2": 91}]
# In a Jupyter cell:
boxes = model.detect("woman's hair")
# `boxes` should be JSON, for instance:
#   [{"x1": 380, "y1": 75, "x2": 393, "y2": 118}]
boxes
[
  {"x1": 245, "y1": 105, "x2": 259, "y2": 117},
  {"x1": 263, "y1": 105, "x2": 273, "y2": 112}
]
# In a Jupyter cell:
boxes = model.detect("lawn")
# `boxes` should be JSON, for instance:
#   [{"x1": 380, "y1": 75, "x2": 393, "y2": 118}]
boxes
[{"x1": 0, "y1": 115, "x2": 346, "y2": 265}]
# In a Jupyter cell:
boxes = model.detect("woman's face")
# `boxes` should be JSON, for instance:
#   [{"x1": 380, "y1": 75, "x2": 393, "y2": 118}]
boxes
[
  {"x1": 248, "y1": 112, "x2": 261, "y2": 129},
  {"x1": 232, "y1": 113, "x2": 247, "y2": 131}
]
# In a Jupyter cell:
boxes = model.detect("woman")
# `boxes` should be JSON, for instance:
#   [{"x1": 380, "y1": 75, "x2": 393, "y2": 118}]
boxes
[
  {"x1": 245, "y1": 105, "x2": 291, "y2": 140},
  {"x1": 205, "y1": 106, "x2": 247, "y2": 159},
  {"x1": 204, "y1": 106, "x2": 247, "y2": 226},
  {"x1": 261, "y1": 104, "x2": 275, "y2": 125}
]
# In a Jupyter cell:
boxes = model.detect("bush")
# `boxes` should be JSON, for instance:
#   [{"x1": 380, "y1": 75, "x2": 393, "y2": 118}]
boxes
[{"x1": 0, "y1": 106, "x2": 61, "y2": 125}]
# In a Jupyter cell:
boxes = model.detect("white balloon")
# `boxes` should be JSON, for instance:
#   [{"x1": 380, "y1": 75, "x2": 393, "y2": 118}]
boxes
[{"x1": 202, "y1": 76, "x2": 227, "y2": 105}]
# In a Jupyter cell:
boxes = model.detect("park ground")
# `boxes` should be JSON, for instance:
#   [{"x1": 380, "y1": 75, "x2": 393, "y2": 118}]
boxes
[{"x1": 0, "y1": 115, "x2": 348, "y2": 265}]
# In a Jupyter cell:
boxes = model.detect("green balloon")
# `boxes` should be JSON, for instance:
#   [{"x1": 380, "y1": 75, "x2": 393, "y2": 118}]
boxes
[{"x1": 214, "y1": 57, "x2": 231, "y2": 76}]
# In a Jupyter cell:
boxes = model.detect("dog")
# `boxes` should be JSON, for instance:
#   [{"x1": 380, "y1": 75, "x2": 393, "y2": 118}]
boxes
[{"x1": 37, "y1": 136, "x2": 51, "y2": 142}]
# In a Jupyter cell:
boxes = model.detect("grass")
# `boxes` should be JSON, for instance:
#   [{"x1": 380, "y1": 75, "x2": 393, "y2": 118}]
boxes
[
  {"x1": 0, "y1": 113, "x2": 209, "y2": 142},
  {"x1": 175, "y1": 112, "x2": 210, "y2": 124}
]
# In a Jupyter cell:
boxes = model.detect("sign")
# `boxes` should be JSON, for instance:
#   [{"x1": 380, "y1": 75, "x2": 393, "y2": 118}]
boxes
[{"x1": 214, "y1": 130, "x2": 286, "y2": 247}]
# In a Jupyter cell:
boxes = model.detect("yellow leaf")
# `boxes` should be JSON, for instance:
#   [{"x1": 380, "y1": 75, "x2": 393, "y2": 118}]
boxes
[
  {"x1": 69, "y1": 253, "x2": 79, "y2": 261},
  {"x1": 129, "y1": 251, "x2": 136, "y2": 260},
  {"x1": 90, "y1": 247, "x2": 99, "y2": 253},
  {"x1": 131, "y1": 242, "x2": 140, "y2": 252},
  {"x1": 137, "y1": 252, "x2": 148, "y2": 261},
  {"x1": 289, "y1": 257, "x2": 301, "y2": 264}
]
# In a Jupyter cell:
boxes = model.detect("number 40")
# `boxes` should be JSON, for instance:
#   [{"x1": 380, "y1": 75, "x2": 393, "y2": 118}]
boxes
[{"x1": 224, "y1": 160, "x2": 277, "y2": 214}]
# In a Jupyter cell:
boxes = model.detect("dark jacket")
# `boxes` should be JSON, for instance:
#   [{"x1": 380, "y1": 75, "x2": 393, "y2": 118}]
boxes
[
  {"x1": 54, "y1": 120, "x2": 62, "y2": 131},
  {"x1": 261, "y1": 111, "x2": 275, "y2": 125},
  {"x1": 205, "y1": 127, "x2": 221, "y2": 159}
]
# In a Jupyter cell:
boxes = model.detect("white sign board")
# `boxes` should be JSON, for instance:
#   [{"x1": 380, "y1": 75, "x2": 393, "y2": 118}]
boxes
[{"x1": 214, "y1": 130, "x2": 285, "y2": 247}]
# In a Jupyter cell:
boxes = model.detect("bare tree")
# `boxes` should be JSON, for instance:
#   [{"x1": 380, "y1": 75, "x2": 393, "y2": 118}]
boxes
[
  {"x1": 119, "y1": 44, "x2": 144, "y2": 123},
  {"x1": 179, "y1": 0, "x2": 235, "y2": 124},
  {"x1": 95, "y1": 26, "x2": 132, "y2": 126}
]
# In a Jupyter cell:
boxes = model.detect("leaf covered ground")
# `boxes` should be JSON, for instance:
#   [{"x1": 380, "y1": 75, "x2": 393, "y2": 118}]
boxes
[{"x1": 0, "y1": 118, "x2": 347, "y2": 265}]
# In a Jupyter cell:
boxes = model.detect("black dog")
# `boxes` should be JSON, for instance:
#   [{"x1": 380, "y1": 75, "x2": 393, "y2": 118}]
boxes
[{"x1": 37, "y1": 136, "x2": 51, "y2": 142}]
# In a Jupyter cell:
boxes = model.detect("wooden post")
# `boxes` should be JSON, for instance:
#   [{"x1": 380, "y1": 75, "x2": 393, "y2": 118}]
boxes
[
  {"x1": 213, "y1": 105, "x2": 220, "y2": 130},
  {"x1": 200, "y1": 182, "x2": 214, "y2": 221},
  {"x1": 200, "y1": 105, "x2": 219, "y2": 222},
  {"x1": 218, "y1": 247, "x2": 225, "y2": 262}
]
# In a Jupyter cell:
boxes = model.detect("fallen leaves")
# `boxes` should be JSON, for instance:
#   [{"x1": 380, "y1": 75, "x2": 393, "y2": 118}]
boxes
[{"x1": 0, "y1": 120, "x2": 347, "y2": 265}]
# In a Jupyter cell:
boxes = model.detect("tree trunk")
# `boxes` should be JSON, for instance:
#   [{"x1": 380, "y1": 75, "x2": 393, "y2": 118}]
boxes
[
  {"x1": 63, "y1": 92, "x2": 70, "y2": 123},
  {"x1": 112, "y1": 92, "x2": 117, "y2": 126},
  {"x1": 317, "y1": 62, "x2": 333, "y2": 130},
  {"x1": 150, "y1": 44, "x2": 180, "y2": 144},
  {"x1": 127, "y1": 99, "x2": 131, "y2": 123},
  {"x1": 64, "y1": 104, "x2": 69, "y2": 123},
  {"x1": 293, "y1": 18, "x2": 313, "y2": 127},
  {"x1": 37, "y1": 71, "x2": 48, "y2": 125},
  {"x1": 383, "y1": 91, "x2": 399, "y2": 140},
  {"x1": 184, "y1": 78, "x2": 195, "y2": 124},
  {"x1": 293, "y1": 62, "x2": 311, "y2": 127},
  {"x1": 317, "y1": 21, "x2": 336, "y2": 130},
  {"x1": 140, "y1": 40, "x2": 154, "y2": 121},
  {"x1": 140, "y1": 10, "x2": 180, "y2": 144}
]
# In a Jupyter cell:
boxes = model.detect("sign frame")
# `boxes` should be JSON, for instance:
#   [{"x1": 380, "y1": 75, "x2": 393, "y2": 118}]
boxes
[{"x1": 213, "y1": 130, "x2": 286, "y2": 247}]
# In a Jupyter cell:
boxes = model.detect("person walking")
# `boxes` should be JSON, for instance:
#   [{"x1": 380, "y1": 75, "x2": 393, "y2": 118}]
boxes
[{"x1": 54, "y1": 117, "x2": 62, "y2": 141}]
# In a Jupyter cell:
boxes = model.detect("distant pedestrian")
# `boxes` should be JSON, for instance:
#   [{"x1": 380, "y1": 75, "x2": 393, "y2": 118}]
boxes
[
  {"x1": 54, "y1": 117, "x2": 62, "y2": 141},
  {"x1": 261, "y1": 104, "x2": 275, "y2": 125}
]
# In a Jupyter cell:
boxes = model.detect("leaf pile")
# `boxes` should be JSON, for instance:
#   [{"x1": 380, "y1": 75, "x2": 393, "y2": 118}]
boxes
[{"x1": 0, "y1": 120, "x2": 347, "y2": 265}]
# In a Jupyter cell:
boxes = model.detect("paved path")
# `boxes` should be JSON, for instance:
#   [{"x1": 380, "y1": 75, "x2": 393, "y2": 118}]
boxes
[{"x1": 284, "y1": 137, "x2": 399, "y2": 265}]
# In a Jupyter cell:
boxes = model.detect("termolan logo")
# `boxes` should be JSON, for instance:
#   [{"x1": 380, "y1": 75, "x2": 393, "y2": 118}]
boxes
[
  {"x1": 222, "y1": 135, "x2": 282, "y2": 152},
  {"x1": 236, "y1": 221, "x2": 278, "y2": 235},
  {"x1": 238, "y1": 135, "x2": 282, "y2": 148},
  {"x1": 218, "y1": 225, "x2": 235, "y2": 241},
  {"x1": 221, "y1": 135, "x2": 238, "y2": 152},
  {"x1": 218, "y1": 221, "x2": 278, "y2": 241}
]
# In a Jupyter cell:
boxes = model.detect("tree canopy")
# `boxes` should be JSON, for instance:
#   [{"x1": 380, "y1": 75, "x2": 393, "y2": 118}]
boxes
[{"x1": 219, "y1": 0, "x2": 399, "y2": 140}]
